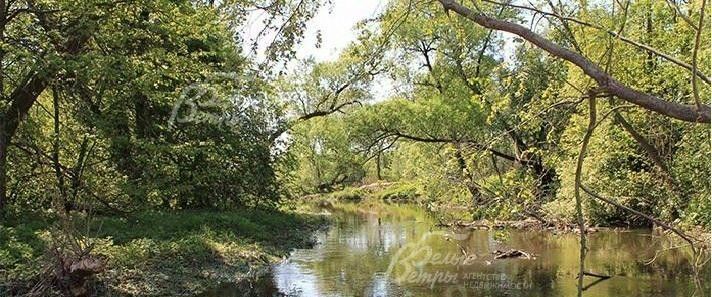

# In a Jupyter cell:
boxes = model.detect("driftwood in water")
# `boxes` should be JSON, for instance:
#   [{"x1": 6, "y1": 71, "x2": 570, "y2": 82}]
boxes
[
  {"x1": 577, "y1": 271, "x2": 613, "y2": 291},
  {"x1": 492, "y1": 249, "x2": 533, "y2": 259},
  {"x1": 582, "y1": 271, "x2": 611, "y2": 279},
  {"x1": 437, "y1": 218, "x2": 604, "y2": 235}
]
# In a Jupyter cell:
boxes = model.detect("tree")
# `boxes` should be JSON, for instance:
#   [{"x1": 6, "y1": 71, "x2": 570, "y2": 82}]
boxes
[{"x1": 0, "y1": 0, "x2": 324, "y2": 214}]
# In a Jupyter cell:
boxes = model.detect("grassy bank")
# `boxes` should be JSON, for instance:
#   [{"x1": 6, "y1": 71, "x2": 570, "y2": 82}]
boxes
[
  {"x1": 301, "y1": 183, "x2": 469, "y2": 220},
  {"x1": 0, "y1": 209, "x2": 327, "y2": 296}
]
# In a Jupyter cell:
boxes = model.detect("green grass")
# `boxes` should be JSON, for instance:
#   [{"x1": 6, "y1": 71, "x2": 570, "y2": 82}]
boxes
[
  {"x1": 0, "y1": 209, "x2": 326, "y2": 296},
  {"x1": 329, "y1": 200, "x2": 430, "y2": 220},
  {"x1": 328, "y1": 187, "x2": 366, "y2": 201},
  {"x1": 313, "y1": 184, "x2": 432, "y2": 221},
  {"x1": 93, "y1": 209, "x2": 319, "y2": 249}
]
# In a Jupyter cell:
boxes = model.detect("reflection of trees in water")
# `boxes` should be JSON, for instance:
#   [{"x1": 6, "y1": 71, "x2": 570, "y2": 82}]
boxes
[
  {"x1": 278, "y1": 212, "x2": 416, "y2": 296},
  {"x1": 588, "y1": 231, "x2": 704, "y2": 278},
  {"x1": 265, "y1": 210, "x2": 709, "y2": 297}
]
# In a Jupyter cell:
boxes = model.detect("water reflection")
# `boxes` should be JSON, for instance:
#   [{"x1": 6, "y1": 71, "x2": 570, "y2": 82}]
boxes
[{"x1": 204, "y1": 205, "x2": 710, "y2": 297}]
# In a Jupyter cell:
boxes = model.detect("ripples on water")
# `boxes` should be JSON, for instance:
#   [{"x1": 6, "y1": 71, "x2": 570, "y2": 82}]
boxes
[{"x1": 203, "y1": 205, "x2": 710, "y2": 297}]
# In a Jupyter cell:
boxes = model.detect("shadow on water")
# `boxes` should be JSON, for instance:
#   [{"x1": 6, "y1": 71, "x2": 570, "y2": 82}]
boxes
[{"x1": 201, "y1": 204, "x2": 711, "y2": 297}]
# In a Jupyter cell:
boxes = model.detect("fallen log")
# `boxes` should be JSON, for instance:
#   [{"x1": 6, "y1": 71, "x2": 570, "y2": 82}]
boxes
[
  {"x1": 492, "y1": 249, "x2": 534, "y2": 259},
  {"x1": 583, "y1": 271, "x2": 611, "y2": 279},
  {"x1": 577, "y1": 271, "x2": 613, "y2": 291}
]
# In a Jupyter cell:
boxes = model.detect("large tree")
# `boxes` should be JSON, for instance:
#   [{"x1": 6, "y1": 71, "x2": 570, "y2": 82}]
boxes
[{"x1": 0, "y1": 0, "x2": 324, "y2": 213}]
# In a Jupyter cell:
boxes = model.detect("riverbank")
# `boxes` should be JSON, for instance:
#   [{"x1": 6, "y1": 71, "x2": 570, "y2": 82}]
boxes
[
  {"x1": 304, "y1": 183, "x2": 710, "y2": 248},
  {"x1": 0, "y1": 209, "x2": 327, "y2": 296}
]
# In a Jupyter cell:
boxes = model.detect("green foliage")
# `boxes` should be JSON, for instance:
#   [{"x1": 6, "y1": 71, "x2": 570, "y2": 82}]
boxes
[
  {"x1": 0, "y1": 224, "x2": 46, "y2": 285},
  {"x1": 287, "y1": 116, "x2": 366, "y2": 194},
  {"x1": 2, "y1": 0, "x2": 710, "y2": 294},
  {"x1": 283, "y1": 0, "x2": 710, "y2": 229},
  {"x1": 474, "y1": 170, "x2": 538, "y2": 220},
  {"x1": 3, "y1": 0, "x2": 295, "y2": 214},
  {"x1": 0, "y1": 1, "x2": 325, "y2": 293}
]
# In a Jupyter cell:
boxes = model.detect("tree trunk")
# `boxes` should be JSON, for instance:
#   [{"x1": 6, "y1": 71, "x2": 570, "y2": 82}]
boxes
[
  {"x1": 574, "y1": 94, "x2": 597, "y2": 296},
  {"x1": 0, "y1": 27, "x2": 92, "y2": 213},
  {"x1": 52, "y1": 88, "x2": 70, "y2": 213},
  {"x1": 0, "y1": 73, "x2": 52, "y2": 213},
  {"x1": 134, "y1": 93, "x2": 150, "y2": 138},
  {"x1": 376, "y1": 152, "x2": 382, "y2": 180},
  {"x1": 455, "y1": 146, "x2": 484, "y2": 205},
  {"x1": 109, "y1": 111, "x2": 137, "y2": 182},
  {"x1": 0, "y1": 127, "x2": 7, "y2": 212},
  {"x1": 532, "y1": 159, "x2": 557, "y2": 201},
  {"x1": 0, "y1": 2, "x2": 5, "y2": 213}
]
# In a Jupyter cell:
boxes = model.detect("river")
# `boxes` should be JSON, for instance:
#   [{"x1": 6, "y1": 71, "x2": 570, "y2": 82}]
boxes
[{"x1": 203, "y1": 203, "x2": 710, "y2": 297}]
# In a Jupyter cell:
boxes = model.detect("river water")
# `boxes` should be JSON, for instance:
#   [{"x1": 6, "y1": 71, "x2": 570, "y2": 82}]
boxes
[{"x1": 204, "y1": 204, "x2": 710, "y2": 297}]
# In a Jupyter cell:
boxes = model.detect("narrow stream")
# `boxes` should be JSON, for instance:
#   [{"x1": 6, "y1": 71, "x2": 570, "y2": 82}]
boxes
[{"x1": 204, "y1": 204, "x2": 710, "y2": 297}]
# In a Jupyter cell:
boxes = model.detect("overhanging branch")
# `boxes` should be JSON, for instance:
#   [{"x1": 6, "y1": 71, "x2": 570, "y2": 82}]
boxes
[{"x1": 439, "y1": 0, "x2": 710, "y2": 123}]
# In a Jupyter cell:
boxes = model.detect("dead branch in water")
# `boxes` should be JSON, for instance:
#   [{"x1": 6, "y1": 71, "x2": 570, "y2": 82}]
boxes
[
  {"x1": 580, "y1": 184, "x2": 699, "y2": 252},
  {"x1": 572, "y1": 93, "x2": 597, "y2": 296},
  {"x1": 581, "y1": 271, "x2": 612, "y2": 279},
  {"x1": 492, "y1": 249, "x2": 534, "y2": 259}
]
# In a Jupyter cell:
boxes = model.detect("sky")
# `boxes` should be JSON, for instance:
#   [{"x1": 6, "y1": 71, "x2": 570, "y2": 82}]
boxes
[
  {"x1": 295, "y1": 0, "x2": 386, "y2": 62},
  {"x1": 239, "y1": 1, "x2": 519, "y2": 101},
  {"x1": 241, "y1": 0, "x2": 393, "y2": 101},
  {"x1": 242, "y1": 0, "x2": 386, "y2": 64}
]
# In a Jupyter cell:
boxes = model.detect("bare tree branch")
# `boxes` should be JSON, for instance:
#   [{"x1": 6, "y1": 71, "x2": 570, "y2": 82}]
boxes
[
  {"x1": 573, "y1": 92, "x2": 596, "y2": 296},
  {"x1": 297, "y1": 100, "x2": 362, "y2": 121},
  {"x1": 581, "y1": 185, "x2": 698, "y2": 251},
  {"x1": 691, "y1": 0, "x2": 706, "y2": 111},
  {"x1": 611, "y1": 109, "x2": 678, "y2": 190},
  {"x1": 382, "y1": 129, "x2": 522, "y2": 163}
]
